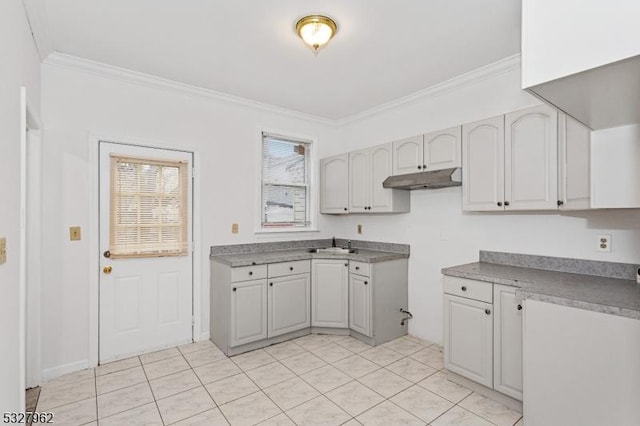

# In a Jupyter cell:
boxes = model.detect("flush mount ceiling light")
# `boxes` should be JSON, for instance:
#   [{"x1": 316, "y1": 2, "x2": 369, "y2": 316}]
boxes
[{"x1": 296, "y1": 15, "x2": 337, "y2": 53}]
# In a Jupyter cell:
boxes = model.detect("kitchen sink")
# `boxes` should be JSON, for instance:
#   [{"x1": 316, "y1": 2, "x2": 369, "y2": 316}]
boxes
[{"x1": 308, "y1": 247, "x2": 357, "y2": 254}]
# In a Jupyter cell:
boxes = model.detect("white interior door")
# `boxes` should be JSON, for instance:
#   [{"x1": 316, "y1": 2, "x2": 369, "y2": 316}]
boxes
[{"x1": 99, "y1": 142, "x2": 193, "y2": 363}]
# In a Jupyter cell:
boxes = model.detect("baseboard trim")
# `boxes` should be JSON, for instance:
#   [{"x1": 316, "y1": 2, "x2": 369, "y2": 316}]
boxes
[
  {"x1": 198, "y1": 331, "x2": 210, "y2": 342},
  {"x1": 42, "y1": 359, "x2": 89, "y2": 383}
]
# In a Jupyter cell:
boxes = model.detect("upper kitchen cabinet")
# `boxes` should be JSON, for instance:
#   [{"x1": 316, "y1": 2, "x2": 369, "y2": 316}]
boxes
[
  {"x1": 320, "y1": 153, "x2": 349, "y2": 214},
  {"x1": 392, "y1": 135, "x2": 423, "y2": 175},
  {"x1": 505, "y1": 104, "x2": 558, "y2": 210},
  {"x1": 463, "y1": 105, "x2": 562, "y2": 212},
  {"x1": 462, "y1": 116, "x2": 505, "y2": 211},
  {"x1": 522, "y1": 0, "x2": 640, "y2": 129},
  {"x1": 558, "y1": 112, "x2": 591, "y2": 210},
  {"x1": 349, "y1": 143, "x2": 410, "y2": 213},
  {"x1": 392, "y1": 127, "x2": 461, "y2": 175}
]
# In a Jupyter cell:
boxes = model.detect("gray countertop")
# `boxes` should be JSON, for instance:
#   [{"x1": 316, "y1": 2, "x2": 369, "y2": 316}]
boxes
[
  {"x1": 211, "y1": 248, "x2": 408, "y2": 267},
  {"x1": 442, "y1": 261, "x2": 640, "y2": 320}
]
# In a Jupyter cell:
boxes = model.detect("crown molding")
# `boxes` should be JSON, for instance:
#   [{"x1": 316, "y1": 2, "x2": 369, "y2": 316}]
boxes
[
  {"x1": 22, "y1": 0, "x2": 53, "y2": 60},
  {"x1": 43, "y1": 51, "x2": 521, "y2": 127},
  {"x1": 43, "y1": 52, "x2": 337, "y2": 127},
  {"x1": 336, "y1": 53, "x2": 522, "y2": 126}
]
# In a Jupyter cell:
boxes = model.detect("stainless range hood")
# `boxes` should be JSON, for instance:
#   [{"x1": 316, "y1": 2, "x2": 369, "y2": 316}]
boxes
[{"x1": 382, "y1": 168, "x2": 462, "y2": 190}]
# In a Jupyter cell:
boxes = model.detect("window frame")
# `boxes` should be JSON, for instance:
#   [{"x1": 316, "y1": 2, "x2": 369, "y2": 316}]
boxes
[{"x1": 256, "y1": 129, "x2": 318, "y2": 234}]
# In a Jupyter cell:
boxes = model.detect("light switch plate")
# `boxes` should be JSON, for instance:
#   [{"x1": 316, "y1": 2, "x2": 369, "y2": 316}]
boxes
[
  {"x1": 70, "y1": 226, "x2": 82, "y2": 241},
  {"x1": 231, "y1": 223, "x2": 239, "y2": 234},
  {"x1": 0, "y1": 237, "x2": 6, "y2": 265},
  {"x1": 357, "y1": 224, "x2": 363, "y2": 234}
]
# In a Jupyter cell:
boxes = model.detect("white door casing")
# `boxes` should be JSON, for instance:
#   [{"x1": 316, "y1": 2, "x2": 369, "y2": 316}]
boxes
[{"x1": 99, "y1": 142, "x2": 193, "y2": 363}]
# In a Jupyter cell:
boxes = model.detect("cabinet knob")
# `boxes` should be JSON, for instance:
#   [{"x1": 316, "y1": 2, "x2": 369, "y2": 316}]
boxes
[
  {"x1": 233, "y1": 287, "x2": 237, "y2": 292},
  {"x1": 504, "y1": 201, "x2": 510, "y2": 206},
  {"x1": 364, "y1": 281, "x2": 368, "y2": 285},
  {"x1": 249, "y1": 271, "x2": 253, "y2": 276},
  {"x1": 269, "y1": 282, "x2": 273, "y2": 287},
  {"x1": 344, "y1": 263, "x2": 348, "y2": 267},
  {"x1": 417, "y1": 165, "x2": 422, "y2": 170},
  {"x1": 289, "y1": 267, "x2": 293, "y2": 271},
  {"x1": 423, "y1": 164, "x2": 427, "y2": 169},
  {"x1": 557, "y1": 200, "x2": 564, "y2": 206},
  {"x1": 344, "y1": 207, "x2": 348, "y2": 211},
  {"x1": 461, "y1": 286, "x2": 467, "y2": 291},
  {"x1": 355, "y1": 266, "x2": 360, "y2": 270},
  {"x1": 497, "y1": 202, "x2": 503, "y2": 207},
  {"x1": 485, "y1": 309, "x2": 491, "y2": 315},
  {"x1": 517, "y1": 304, "x2": 523, "y2": 311}
]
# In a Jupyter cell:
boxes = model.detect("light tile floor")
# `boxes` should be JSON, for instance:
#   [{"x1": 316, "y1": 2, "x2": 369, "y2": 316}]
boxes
[{"x1": 34, "y1": 334, "x2": 523, "y2": 426}]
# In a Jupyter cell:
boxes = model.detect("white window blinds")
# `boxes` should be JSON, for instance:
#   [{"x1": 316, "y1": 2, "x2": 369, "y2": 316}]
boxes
[
  {"x1": 261, "y1": 133, "x2": 311, "y2": 228},
  {"x1": 109, "y1": 155, "x2": 188, "y2": 258}
]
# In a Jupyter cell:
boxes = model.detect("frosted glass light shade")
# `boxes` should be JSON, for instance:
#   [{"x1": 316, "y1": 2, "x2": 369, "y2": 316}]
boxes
[{"x1": 296, "y1": 15, "x2": 337, "y2": 51}]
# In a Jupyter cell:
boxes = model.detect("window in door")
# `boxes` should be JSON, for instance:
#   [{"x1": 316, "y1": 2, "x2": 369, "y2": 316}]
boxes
[
  {"x1": 261, "y1": 133, "x2": 312, "y2": 229},
  {"x1": 109, "y1": 155, "x2": 188, "y2": 258}
]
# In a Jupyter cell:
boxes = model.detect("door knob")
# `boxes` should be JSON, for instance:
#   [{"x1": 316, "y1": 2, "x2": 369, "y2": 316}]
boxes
[{"x1": 103, "y1": 266, "x2": 113, "y2": 274}]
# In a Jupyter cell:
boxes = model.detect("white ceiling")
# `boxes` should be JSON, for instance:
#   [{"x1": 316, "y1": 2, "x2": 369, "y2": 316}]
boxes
[{"x1": 42, "y1": 0, "x2": 521, "y2": 120}]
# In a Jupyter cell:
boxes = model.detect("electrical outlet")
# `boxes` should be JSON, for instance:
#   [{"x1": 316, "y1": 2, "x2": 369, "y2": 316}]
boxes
[
  {"x1": 0, "y1": 237, "x2": 6, "y2": 265},
  {"x1": 69, "y1": 226, "x2": 81, "y2": 241},
  {"x1": 597, "y1": 234, "x2": 611, "y2": 252},
  {"x1": 357, "y1": 224, "x2": 362, "y2": 234},
  {"x1": 231, "y1": 223, "x2": 239, "y2": 234}
]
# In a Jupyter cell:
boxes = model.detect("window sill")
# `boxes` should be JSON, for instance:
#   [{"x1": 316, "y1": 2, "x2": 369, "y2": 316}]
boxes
[{"x1": 254, "y1": 228, "x2": 320, "y2": 235}]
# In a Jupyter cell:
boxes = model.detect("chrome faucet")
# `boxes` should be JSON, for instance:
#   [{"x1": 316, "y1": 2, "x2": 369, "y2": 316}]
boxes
[
  {"x1": 332, "y1": 237, "x2": 336, "y2": 247},
  {"x1": 347, "y1": 240, "x2": 352, "y2": 250}
]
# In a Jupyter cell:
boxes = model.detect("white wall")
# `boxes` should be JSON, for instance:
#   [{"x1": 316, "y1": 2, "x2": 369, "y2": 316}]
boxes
[
  {"x1": 327, "y1": 67, "x2": 640, "y2": 344},
  {"x1": 40, "y1": 62, "x2": 338, "y2": 376},
  {"x1": 0, "y1": 0, "x2": 42, "y2": 411}
]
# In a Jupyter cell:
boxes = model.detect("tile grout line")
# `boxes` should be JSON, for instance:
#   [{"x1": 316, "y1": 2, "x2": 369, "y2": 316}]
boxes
[{"x1": 137, "y1": 354, "x2": 166, "y2": 425}]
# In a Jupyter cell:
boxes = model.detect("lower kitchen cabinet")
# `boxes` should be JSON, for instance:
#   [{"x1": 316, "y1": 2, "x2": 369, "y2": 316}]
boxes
[
  {"x1": 493, "y1": 284, "x2": 523, "y2": 400},
  {"x1": 444, "y1": 293, "x2": 493, "y2": 387},
  {"x1": 268, "y1": 274, "x2": 310, "y2": 338},
  {"x1": 349, "y1": 274, "x2": 371, "y2": 337},
  {"x1": 311, "y1": 259, "x2": 349, "y2": 328},
  {"x1": 443, "y1": 275, "x2": 522, "y2": 400},
  {"x1": 230, "y1": 279, "x2": 268, "y2": 347}
]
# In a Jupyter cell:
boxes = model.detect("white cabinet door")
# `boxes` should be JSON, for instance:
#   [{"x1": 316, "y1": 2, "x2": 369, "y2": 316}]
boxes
[
  {"x1": 424, "y1": 126, "x2": 462, "y2": 171},
  {"x1": 230, "y1": 279, "x2": 268, "y2": 347},
  {"x1": 312, "y1": 260, "x2": 349, "y2": 328},
  {"x1": 349, "y1": 274, "x2": 371, "y2": 337},
  {"x1": 493, "y1": 285, "x2": 523, "y2": 401},
  {"x1": 462, "y1": 116, "x2": 505, "y2": 211},
  {"x1": 370, "y1": 143, "x2": 394, "y2": 212},
  {"x1": 444, "y1": 294, "x2": 493, "y2": 387},
  {"x1": 268, "y1": 274, "x2": 310, "y2": 338},
  {"x1": 320, "y1": 154, "x2": 349, "y2": 214},
  {"x1": 349, "y1": 148, "x2": 370, "y2": 213},
  {"x1": 558, "y1": 112, "x2": 591, "y2": 210},
  {"x1": 505, "y1": 105, "x2": 558, "y2": 210},
  {"x1": 392, "y1": 135, "x2": 424, "y2": 175}
]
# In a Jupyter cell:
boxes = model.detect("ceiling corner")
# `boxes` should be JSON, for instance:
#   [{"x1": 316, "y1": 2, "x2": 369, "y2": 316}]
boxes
[{"x1": 22, "y1": 0, "x2": 53, "y2": 61}]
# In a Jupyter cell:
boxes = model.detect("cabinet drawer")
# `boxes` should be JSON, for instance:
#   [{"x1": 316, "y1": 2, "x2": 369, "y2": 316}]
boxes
[
  {"x1": 349, "y1": 261, "x2": 370, "y2": 276},
  {"x1": 231, "y1": 264, "x2": 267, "y2": 282},
  {"x1": 268, "y1": 260, "x2": 311, "y2": 278},
  {"x1": 443, "y1": 276, "x2": 492, "y2": 303}
]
